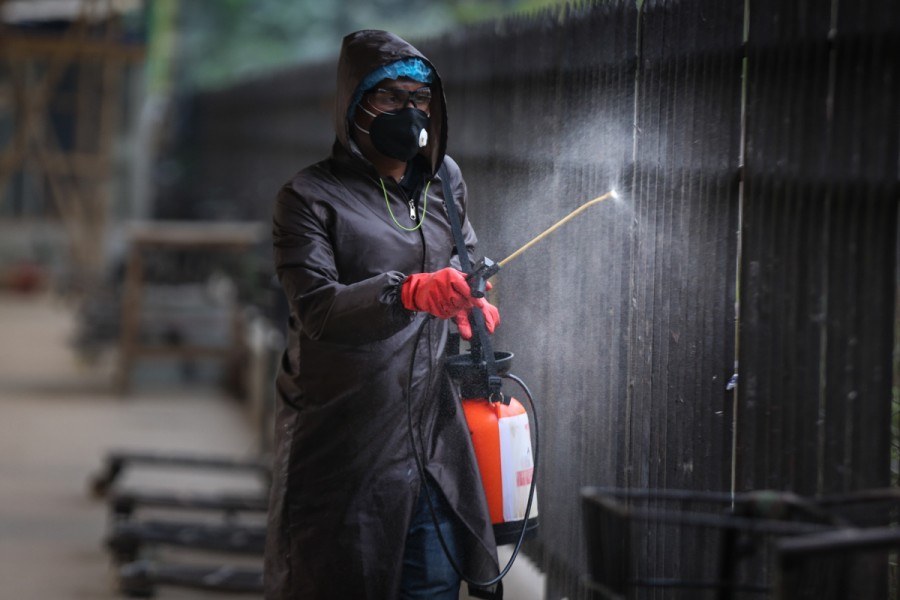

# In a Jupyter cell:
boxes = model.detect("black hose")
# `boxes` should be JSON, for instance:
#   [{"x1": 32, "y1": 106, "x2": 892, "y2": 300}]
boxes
[{"x1": 404, "y1": 319, "x2": 539, "y2": 589}]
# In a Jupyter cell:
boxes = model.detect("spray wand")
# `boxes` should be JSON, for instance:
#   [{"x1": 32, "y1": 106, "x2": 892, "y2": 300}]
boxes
[
  {"x1": 467, "y1": 189, "x2": 619, "y2": 297},
  {"x1": 457, "y1": 188, "x2": 621, "y2": 404}
]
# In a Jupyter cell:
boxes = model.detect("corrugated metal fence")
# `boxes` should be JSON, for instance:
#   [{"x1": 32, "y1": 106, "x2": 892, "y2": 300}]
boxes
[{"x1": 172, "y1": 1, "x2": 899, "y2": 597}]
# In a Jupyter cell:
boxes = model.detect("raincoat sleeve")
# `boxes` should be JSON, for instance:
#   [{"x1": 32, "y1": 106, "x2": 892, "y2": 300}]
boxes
[{"x1": 272, "y1": 183, "x2": 414, "y2": 344}]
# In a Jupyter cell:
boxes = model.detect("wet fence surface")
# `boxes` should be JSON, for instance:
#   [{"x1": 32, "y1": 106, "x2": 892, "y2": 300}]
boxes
[{"x1": 166, "y1": 1, "x2": 900, "y2": 597}]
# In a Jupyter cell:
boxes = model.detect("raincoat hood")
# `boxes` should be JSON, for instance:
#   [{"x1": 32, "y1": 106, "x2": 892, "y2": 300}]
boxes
[{"x1": 335, "y1": 29, "x2": 448, "y2": 175}]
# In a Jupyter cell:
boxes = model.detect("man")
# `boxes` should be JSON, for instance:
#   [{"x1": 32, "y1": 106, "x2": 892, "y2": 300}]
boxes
[{"x1": 265, "y1": 29, "x2": 502, "y2": 599}]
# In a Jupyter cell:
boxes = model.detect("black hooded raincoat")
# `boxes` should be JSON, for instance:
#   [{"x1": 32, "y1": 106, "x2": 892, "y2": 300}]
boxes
[{"x1": 264, "y1": 30, "x2": 500, "y2": 599}]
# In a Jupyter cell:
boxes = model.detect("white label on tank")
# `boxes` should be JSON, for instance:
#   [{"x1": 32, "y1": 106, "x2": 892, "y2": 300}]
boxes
[{"x1": 498, "y1": 412, "x2": 538, "y2": 522}]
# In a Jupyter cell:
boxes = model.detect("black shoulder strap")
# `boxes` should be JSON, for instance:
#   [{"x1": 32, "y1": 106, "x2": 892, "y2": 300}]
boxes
[
  {"x1": 438, "y1": 163, "x2": 472, "y2": 273},
  {"x1": 437, "y1": 162, "x2": 501, "y2": 400}
]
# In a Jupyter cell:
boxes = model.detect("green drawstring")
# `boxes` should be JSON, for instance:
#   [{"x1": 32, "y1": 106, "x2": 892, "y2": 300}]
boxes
[{"x1": 380, "y1": 177, "x2": 431, "y2": 232}]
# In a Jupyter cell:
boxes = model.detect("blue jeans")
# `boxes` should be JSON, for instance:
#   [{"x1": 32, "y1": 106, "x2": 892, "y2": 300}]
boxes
[{"x1": 399, "y1": 484, "x2": 463, "y2": 600}]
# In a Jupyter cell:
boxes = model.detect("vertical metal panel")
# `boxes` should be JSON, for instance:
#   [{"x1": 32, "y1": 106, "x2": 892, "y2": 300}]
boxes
[
  {"x1": 625, "y1": 1, "x2": 744, "y2": 597},
  {"x1": 739, "y1": 2, "x2": 899, "y2": 594},
  {"x1": 628, "y1": 0, "x2": 743, "y2": 491},
  {"x1": 819, "y1": 0, "x2": 899, "y2": 495},
  {"x1": 738, "y1": 0, "x2": 899, "y2": 496},
  {"x1": 739, "y1": 0, "x2": 834, "y2": 497}
]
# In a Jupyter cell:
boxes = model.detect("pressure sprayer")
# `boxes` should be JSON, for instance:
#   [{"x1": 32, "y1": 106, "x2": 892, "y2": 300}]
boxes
[
  {"x1": 454, "y1": 187, "x2": 619, "y2": 530},
  {"x1": 407, "y1": 171, "x2": 619, "y2": 598}
]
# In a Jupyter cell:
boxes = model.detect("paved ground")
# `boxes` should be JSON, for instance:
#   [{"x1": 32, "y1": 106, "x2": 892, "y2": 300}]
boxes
[
  {"x1": 0, "y1": 291, "x2": 544, "y2": 599},
  {"x1": 0, "y1": 291, "x2": 266, "y2": 599}
]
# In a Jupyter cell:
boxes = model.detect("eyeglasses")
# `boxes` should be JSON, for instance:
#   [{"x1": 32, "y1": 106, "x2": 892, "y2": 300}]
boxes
[{"x1": 367, "y1": 86, "x2": 432, "y2": 111}]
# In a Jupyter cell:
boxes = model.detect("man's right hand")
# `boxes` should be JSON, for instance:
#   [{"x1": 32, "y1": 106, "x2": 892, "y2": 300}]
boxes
[{"x1": 401, "y1": 268, "x2": 474, "y2": 319}]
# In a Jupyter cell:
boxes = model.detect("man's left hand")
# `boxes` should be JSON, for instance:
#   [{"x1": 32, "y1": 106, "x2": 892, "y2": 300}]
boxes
[{"x1": 453, "y1": 298, "x2": 500, "y2": 340}]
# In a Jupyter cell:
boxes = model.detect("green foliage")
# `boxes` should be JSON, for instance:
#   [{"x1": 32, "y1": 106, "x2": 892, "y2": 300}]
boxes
[{"x1": 172, "y1": 0, "x2": 574, "y2": 90}]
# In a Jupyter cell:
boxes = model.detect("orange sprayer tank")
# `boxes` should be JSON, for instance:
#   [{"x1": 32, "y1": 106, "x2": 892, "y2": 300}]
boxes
[{"x1": 463, "y1": 396, "x2": 538, "y2": 545}]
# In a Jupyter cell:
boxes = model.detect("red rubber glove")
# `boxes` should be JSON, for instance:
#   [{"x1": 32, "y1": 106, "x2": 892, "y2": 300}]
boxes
[
  {"x1": 454, "y1": 298, "x2": 501, "y2": 340},
  {"x1": 401, "y1": 268, "x2": 474, "y2": 319}
]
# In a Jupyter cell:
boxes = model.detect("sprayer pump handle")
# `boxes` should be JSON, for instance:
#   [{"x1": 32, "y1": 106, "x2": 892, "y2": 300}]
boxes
[{"x1": 466, "y1": 256, "x2": 500, "y2": 298}]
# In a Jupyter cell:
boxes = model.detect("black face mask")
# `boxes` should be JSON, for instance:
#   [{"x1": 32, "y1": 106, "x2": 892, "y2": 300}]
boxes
[{"x1": 356, "y1": 105, "x2": 429, "y2": 161}]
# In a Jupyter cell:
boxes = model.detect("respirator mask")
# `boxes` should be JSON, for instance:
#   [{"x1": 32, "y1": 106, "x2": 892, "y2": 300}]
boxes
[{"x1": 355, "y1": 102, "x2": 429, "y2": 162}]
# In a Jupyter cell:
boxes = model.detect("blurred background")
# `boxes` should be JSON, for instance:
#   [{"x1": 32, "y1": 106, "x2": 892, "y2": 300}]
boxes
[
  {"x1": 1, "y1": 0, "x2": 898, "y2": 599},
  {"x1": 0, "y1": 1, "x2": 557, "y2": 598}
]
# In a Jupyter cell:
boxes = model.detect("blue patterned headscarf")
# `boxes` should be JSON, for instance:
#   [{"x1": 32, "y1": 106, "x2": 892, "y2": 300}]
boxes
[{"x1": 347, "y1": 57, "x2": 434, "y2": 122}]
